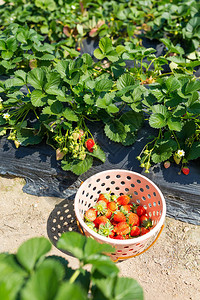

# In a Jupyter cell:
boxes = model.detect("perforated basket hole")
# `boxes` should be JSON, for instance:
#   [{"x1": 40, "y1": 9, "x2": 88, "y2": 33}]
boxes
[
  {"x1": 115, "y1": 186, "x2": 120, "y2": 191},
  {"x1": 147, "y1": 194, "x2": 151, "y2": 199},
  {"x1": 127, "y1": 176, "x2": 131, "y2": 180},
  {"x1": 136, "y1": 199, "x2": 141, "y2": 204},
  {"x1": 140, "y1": 188, "x2": 144, "y2": 192},
  {"x1": 158, "y1": 201, "x2": 161, "y2": 206},
  {"x1": 134, "y1": 191, "x2": 138, "y2": 195},
  {"x1": 106, "y1": 187, "x2": 110, "y2": 191},
  {"x1": 142, "y1": 196, "x2": 146, "y2": 201},
  {"x1": 121, "y1": 181, "x2": 125, "y2": 185},
  {"x1": 125, "y1": 188, "x2": 129, "y2": 192},
  {"x1": 149, "y1": 212, "x2": 152, "y2": 217},
  {"x1": 153, "y1": 202, "x2": 156, "y2": 207},
  {"x1": 116, "y1": 174, "x2": 121, "y2": 178},
  {"x1": 111, "y1": 181, "x2": 115, "y2": 185},
  {"x1": 146, "y1": 185, "x2": 150, "y2": 189},
  {"x1": 96, "y1": 178, "x2": 100, "y2": 182},
  {"x1": 148, "y1": 203, "x2": 152, "y2": 208},
  {"x1": 137, "y1": 179, "x2": 141, "y2": 184},
  {"x1": 131, "y1": 183, "x2": 135, "y2": 188},
  {"x1": 106, "y1": 175, "x2": 110, "y2": 179},
  {"x1": 153, "y1": 192, "x2": 156, "y2": 197},
  {"x1": 101, "y1": 182, "x2": 105, "y2": 186}
]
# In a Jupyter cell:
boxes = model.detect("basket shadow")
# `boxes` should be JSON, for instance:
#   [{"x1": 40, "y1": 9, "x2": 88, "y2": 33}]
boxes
[{"x1": 47, "y1": 196, "x2": 80, "y2": 257}]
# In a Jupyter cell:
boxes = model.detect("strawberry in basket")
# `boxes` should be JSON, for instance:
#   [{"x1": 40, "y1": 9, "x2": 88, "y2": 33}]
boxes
[{"x1": 84, "y1": 193, "x2": 153, "y2": 239}]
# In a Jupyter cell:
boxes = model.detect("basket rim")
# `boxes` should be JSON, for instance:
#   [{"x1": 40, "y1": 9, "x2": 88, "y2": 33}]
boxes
[{"x1": 74, "y1": 169, "x2": 166, "y2": 245}]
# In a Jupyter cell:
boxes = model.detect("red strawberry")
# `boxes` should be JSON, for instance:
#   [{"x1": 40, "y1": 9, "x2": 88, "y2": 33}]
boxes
[
  {"x1": 84, "y1": 208, "x2": 97, "y2": 222},
  {"x1": 113, "y1": 235, "x2": 125, "y2": 240},
  {"x1": 182, "y1": 167, "x2": 190, "y2": 175},
  {"x1": 113, "y1": 211, "x2": 126, "y2": 223},
  {"x1": 136, "y1": 206, "x2": 146, "y2": 217},
  {"x1": 114, "y1": 222, "x2": 130, "y2": 235},
  {"x1": 85, "y1": 139, "x2": 95, "y2": 153},
  {"x1": 77, "y1": 47, "x2": 81, "y2": 51},
  {"x1": 109, "y1": 230, "x2": 115, "y2": 238},
  {"x1": 94, "y1": 216, "x2": 109, "y2": 228},
  {"x1": 164, "y1": 161, "x2": 170, "y2": 169},
  {"x1": 117, "y1": 195, "x2": 130, "y2": 205},
  {"x1": 105, "y1": 209, "x2": 112, "y2": 219},
  {"x1": 122, "y1": 204, "x2": 132, "y2": 213},
  {"x1": 130, "y1": 226, "x2": 141, "y2": 237},
  {"x1": 140, "y1": 227, "x2": 150, "y2": 235},
  {"x1": 107, "y1": 201, "x2": 117, "y2": 212},
  {"x1": 98, "y1": 193, "x2": 109, "y2": 203},
  {"x1": 128, "y1": 213, "x2": 139, "y2": 226}
]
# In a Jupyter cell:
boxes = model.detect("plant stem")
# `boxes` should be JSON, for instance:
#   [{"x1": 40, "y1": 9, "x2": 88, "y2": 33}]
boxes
[{"x1": 69, "y1": 269, "x2": 81, "y2": 284}]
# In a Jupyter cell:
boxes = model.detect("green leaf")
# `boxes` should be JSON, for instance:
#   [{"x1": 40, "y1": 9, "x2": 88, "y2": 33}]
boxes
[
  {"x1": 187, "y1": 142, "x2": 200, "y2": 160},
  {"x1": 120, "y1": 111, "x2": 143, "y2": 132},
  {"x1": 0, "y1": 116, "x2": 6, "y2": 126},
  {"x1": 31, "y1": 90, "x2": 47, "y2": 107},
  {"x1": 38, "y1": 54, "x2": 55, "y2": 60},
  {"x1": 117, "y1": 74, "x2": 135, "y2": 90},
  {"x1": 83, "y1": 94, "x2": 94, "y2": 105},
  {"x1": 44, "y1": 73, "x2": 61, "y2": 95},
  {"x1": 95, "y1": 79, "x2": 113, "y2": 92},
  {"x1": 166, "y1": 76, "x2": 181, "y2": 92},
  {"x1": 93, "y1": 276, "x2": 143, "y2": 300},
  {"x1": 88, "y1": 146, "x2": 106, "y2": 163},
  {"x1": 89, "y1": 255, "x2": 119, "y2": 277},
  {"x1": 185, "y1": 80, "x2": 200, "y2": 94},
  {"x1": 17, "y1": 129, "x2": 43, "y2": 146},
  {"x1": 106, "y1": 50, "x2": 119, "y2": 62},
  {"x1": 55, "y1": 282, "x2": 87, "y2": 300},
  {"x1": 149, "y1": 113, "x2": 167, "y2": 129},
  {"x1": 21, "y1": 264, "x2": 59, "y2": 300},
  {"x1": 151, "y1": 104, "x2": 169, "y2": 117},
  {"x1": 57, "y1": 232, "x2": 86, "y2": 260},
  {"x1": 1, "y1": 50, "x2": 13, "y2": 60},
  {"x1": 0, "y1": 282, "x2": 11, "y2": 300},
  {"x1": 152, "y1": 150, "x2": 172, "y2": 163},
  {"x1": 177, "y1": 121, "x2": 196, "y2": 140},
  {"x1": 16, "y1": 237, "x2": 51, "y2": 272},
  {"x1": 167, "y1": 117, "x2": 182, "y2": 131},
  {"x1": 61, "y1": 155, "x2": 93, "y2": 175},
  {"x1": 99, "y1": 37, "x2": 113, "y2": 53},
  {"x1": 50, "y1": 101, "x2": 63, "y2": 114},
  {"x1": 27, "y1": 68, "x2": 45, "y2": 90},
  {"x1": 62, "y1": 108, "x2": 78, "y2": 122},
  {"x1": 121, "y1": 132, "x2": 137, "y2": 146},
  {"x1": 104, "y1": 120, "x2": 127, "y2": 143},
  {"x1": 6, "y1": 37, "x2": 18, "y2": 52},
  {"x1": 14, "y1": 70, "x2": 27, "y2": 83},
  {"x1": 82, "y1": 53, "x2": 93, "y2": 67},
  {"x1": 0, "y1": 40, "x2": 6, "y2": 50},
  {"x1": 93, "y1": 48, "x2": 105, "y2": 60}
]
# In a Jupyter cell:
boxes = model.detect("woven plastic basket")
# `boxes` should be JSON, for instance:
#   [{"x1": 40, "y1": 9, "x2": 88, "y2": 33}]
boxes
[{"x1": 74, "y1": 169, "x2": 166, "y2": 261}]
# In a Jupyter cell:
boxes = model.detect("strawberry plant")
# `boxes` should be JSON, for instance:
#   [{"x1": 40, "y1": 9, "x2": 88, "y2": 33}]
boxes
[{"x1": 0, "y1": 232, "x2": 144, "y2": 299}]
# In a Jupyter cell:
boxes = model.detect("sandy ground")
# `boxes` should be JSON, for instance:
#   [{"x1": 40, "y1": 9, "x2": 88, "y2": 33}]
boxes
[{"x1": 0, "y1": 175, "x2": 199, "y2": 300}]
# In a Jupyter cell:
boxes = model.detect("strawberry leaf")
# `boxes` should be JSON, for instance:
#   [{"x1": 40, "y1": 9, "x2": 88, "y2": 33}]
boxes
[
  {"x1": 187, "y1": 142, "x2": 200, "y2": 160},
  {"x1": 61, "y1": 156, "x2": 93, "y2": 175},
  {"x1": 149, "y1": 113, "x2": 167, "y2": 129},
  {"x1": 104, "y1": 120, "x2": 127, "y2": 143},
  {"x1": 88, "y1": 146, "x2": 106, "y2": 163}
]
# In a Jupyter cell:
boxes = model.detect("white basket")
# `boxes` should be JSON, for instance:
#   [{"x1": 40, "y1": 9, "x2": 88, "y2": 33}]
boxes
[{"x1": 74, "y1": 169, "x2": 166, "y2": 261}]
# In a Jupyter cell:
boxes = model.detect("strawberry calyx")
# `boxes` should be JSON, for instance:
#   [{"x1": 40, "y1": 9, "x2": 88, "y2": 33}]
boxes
[{"x1": 98, "y1": 222, "x2": 114, "y2": 237}]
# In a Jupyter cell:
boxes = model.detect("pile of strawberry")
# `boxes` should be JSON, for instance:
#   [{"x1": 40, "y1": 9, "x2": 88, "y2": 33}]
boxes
[{"x1": 84, "y1": 193, "x2": 153, "y2": 240}]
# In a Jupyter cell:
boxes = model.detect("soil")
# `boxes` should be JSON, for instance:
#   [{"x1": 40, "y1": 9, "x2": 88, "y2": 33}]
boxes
[{"x1": 0, "y1": 175, "x2": 199, "y2": 300}]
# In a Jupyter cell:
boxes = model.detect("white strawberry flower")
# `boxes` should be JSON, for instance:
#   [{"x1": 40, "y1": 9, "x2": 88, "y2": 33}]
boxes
[
  {"x1": 3, "y1": 113, "x2": 10, "y2": 120},
  {"x1": 0, "y1": 97, "x2": 3, "y2": 102},
  {"x1": 177, "y1": 149, "x2": 185, "y2": 157},
  {"x1": 71, "y1": 5, "x2": 76, "y2": 9}
]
